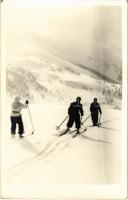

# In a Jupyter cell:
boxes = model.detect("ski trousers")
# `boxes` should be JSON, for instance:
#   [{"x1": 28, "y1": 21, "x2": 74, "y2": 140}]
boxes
[
  {"x1": 11, "y1": 116, "x2": 24, "y2": 135},
  {"x1": 67, "y1": 114, "x2": 81, "y2": 129},
  {"x1": 91, "y1": 112, "x2": 98, "y2": 125}
]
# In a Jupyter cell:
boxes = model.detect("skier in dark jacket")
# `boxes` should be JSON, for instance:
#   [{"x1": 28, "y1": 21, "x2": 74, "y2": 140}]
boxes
[
  {"x1": 10, "y1": 96, "x2": 29, "y2": 138},
  {"x1": 66, "y1": 97, "x2": 84, "y2": 134},
  {"x1": 90, "y1": 98, "x2": 102, "y2": 126}
]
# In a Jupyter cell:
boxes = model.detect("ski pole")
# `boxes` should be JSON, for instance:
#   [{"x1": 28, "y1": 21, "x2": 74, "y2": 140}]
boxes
[
  {"x1": 27, "y1": 105, "x2": 35, "y2": 134},
  {"x1": 81, "y1": 114, "x2": 91, "y2": 125},
  {"x1": 97, "y1": 113, "x2": 102, "y2": 126},
  {"x1": 56, "y1": 116, "x2": 68, "y2": 130},
  {"x1": 80, "y1": 115, "x2": 83, "y2": 125}
]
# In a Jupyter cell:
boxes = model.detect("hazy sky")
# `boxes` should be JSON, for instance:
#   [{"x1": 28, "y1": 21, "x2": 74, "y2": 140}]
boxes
[
  {"x1": 5, "y1": 1, "x2": 121, "y2": 45},
  {"x1": 4, "y1": 0, "x2": 122, "y2": 66}
]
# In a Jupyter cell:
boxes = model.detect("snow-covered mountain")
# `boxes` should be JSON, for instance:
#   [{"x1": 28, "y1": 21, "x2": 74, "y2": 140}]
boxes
[
  {"x1": 6, "y1": 3, "x2": 122, "y2": 107},
  {"x1": 6, "y1": 32, "x2": 121, "y2": 106},
  {"x1": 7, "y1": 31, "x2": 122, "y2": 81}
]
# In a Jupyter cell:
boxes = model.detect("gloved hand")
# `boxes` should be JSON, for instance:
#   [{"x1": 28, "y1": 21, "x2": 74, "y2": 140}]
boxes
[{"x1": 26, "y1": 100, "x2": 29, "y2": 104}]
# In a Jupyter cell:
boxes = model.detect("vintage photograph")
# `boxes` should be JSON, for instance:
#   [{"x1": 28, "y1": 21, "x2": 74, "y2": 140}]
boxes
[{"x1": 0, "y1": 0, "x2": 127, "y2": 199}]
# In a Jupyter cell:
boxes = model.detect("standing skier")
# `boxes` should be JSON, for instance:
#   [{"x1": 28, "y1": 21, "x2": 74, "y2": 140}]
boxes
[
  {"x1": 10, "y1": 96, "x2": 29, "y2": 138},
  {"x1": 90, "y1": 98, "x2": 102, "y2": 126},
  {"x1": 65, "y1": 97, "x2": 84, "y2": 134}
]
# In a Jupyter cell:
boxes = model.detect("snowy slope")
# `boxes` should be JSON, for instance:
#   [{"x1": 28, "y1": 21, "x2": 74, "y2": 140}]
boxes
[{"x1": 6, "y1": 105, "x2": 121, "y2": 189}]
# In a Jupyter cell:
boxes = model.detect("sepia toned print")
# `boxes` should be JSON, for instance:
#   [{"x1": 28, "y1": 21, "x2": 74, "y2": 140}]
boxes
[{"x1": 0, "y1": 0, "x2": 127, "y2": 199}]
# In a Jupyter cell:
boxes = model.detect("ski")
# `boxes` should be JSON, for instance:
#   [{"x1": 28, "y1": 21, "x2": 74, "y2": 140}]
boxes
[
  {"x1": 59, "y1": 129, "x2": 70, "y2": 136},
  {"x1": 56, "y1": 127, "x2": 87, "y2": 137},
  {"x1": 72, "y1": 128, "x2": 87, "y2": 138},
  {"x1": 22, "y1": 132, "x2": 35, "y2": 138},
  {"x1": 97, "y1": 123, "x2": 102, "y2": 127}
]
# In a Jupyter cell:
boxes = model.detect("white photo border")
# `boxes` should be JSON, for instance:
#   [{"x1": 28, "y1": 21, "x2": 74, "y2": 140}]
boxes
[{"x1": 0, "y1": 0, "x2": 127, "y2": 199}]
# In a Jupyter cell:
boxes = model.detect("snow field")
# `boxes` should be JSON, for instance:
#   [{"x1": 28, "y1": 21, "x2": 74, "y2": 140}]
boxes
[{"x1": 6, "y1": 105, "x2": 121, "y2": 188}]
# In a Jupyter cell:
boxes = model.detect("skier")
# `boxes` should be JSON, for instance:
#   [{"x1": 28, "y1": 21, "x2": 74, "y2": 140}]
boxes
[
  {"x1": 65, "y1": 97, "x2": 84, "y2": 134},
  {"x1": 90, "y1": 98, "x2": 102, "y2": 126},
  {"x1": 10, "y1": 96, "x2": 29, "y2": 138}
]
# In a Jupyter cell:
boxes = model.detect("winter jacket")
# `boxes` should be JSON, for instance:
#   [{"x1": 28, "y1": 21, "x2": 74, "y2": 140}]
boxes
[
  {"x1": 11, "y1": 102, "x2": 27, "y2": 117},
  {"x1": 68, "y1": 102, "x2": 84, "y2": 116},
  {"x1": 90, "y1": 102, "x2": 102, "y2": 114}
]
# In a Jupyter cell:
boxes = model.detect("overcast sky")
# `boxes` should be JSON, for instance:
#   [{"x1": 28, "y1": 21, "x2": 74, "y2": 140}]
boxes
[
  {"x1": 5, "y1": 1, "x2": 121, "y2": 44},
  {"x1": 4, "y1": 0, "x2": 122, "y2": 67}
]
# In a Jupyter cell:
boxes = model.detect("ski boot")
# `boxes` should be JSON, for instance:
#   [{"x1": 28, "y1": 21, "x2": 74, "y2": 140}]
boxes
[
  {"x1": 59, "y1": 128, "x2": 70, "y2": 136},
  {"x1": 19, "y1": 134, "x2": 24, "y2": 138},
  {"x1": 11, "y1": 132, "x2": 16, "y2": 138}
]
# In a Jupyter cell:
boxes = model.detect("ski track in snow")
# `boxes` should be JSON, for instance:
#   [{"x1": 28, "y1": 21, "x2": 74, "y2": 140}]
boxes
[
  {"x1": 8, "y1": 127, "x2": 110, "y2": 181},
  {"x1": 7, "y1": 132, "x2": 74, "y2": 181},
  {"x1": 6, "y1": 106, "x2": 121, "y2": 185}
]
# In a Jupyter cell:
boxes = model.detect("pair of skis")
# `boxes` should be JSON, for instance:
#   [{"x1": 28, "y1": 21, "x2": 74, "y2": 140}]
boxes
[
  {"x1": 58, "y1": 127, "x2": 87, "y2": 138},
  {"x1": 56, "y1": 114, "x2": 89, "y2": 138}
]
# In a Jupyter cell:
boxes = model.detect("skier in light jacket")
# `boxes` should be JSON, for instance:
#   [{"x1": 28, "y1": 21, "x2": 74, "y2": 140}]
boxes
[{"x1": 10, "y1": 96, "x2": 29, "y2": 138}]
